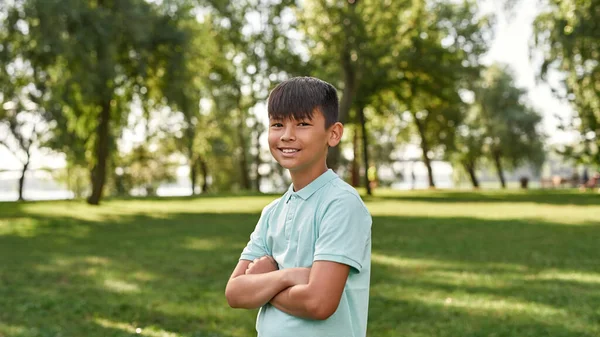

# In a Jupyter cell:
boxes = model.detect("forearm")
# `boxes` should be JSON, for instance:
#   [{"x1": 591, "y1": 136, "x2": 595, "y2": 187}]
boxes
[
  {"x1": 270, "y1": 284, "x2": 324, "y2": 320},
  {"x1": 225, "y1": 269, "x2": 292, "y2": 309}
]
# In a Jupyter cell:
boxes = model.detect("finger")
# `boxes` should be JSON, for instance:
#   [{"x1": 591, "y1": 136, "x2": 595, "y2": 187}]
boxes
[
  {"x1": 247, "y1": 263, "x2": 254, "y2": 270},
  {"x1": 254, "y1": 258, "x2": 259, "y2": 263}
]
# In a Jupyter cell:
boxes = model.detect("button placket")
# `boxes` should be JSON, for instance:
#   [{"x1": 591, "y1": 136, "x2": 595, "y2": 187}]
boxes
[{"x1": 285, "y1": 195, "x2": 296, "y2": 239}]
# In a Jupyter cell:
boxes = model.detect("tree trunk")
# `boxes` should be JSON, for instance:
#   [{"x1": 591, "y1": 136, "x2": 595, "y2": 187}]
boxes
[
  {"x1": 18, "y1": 157, "x2": 30, "y2": 201},
  {"x1": 186, "y1": 122, "x2": 197, "y2": 195},
  {"x1": 464, "y1": 161, "x2": 480, "y2": 189},
  {"x1": 415, "y1": 120, "x2": 435, "y2": 188},
  {"x1": 200, "y1": 158, "x2": 209, "y2": 193},
  {"x1": 358, "y1": 105, "x2": 371, "y2": 195},
  {"x1": 87, "y1": 99, "x2": 111, "y2": 205},
  {"x1": 237, "y1": 119, "x2": 251, "y2": 190},
  {"x1": 87, "y1": 1, "x2": 111, "y2": 206},
  {"x1": 493, "y1": 151, "x2": 506, "y2": 189},
  {"x1": 327, "y1": 2, "x2": 357, "y2": 171},
  {"x1": 190, "y1": 160, "x2": 198, "y2": 195},
  {"x1": 351, "y1": 125, "x2": 360, "y2": 187},
  {"x1": 254, "y1": 128, "x2": 262, "y2": 192}
]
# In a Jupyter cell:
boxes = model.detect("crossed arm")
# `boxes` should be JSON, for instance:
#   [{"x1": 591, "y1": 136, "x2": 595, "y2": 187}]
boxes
[{"x1": 225, "y1": 256, "x2": 350, "y2": 320}]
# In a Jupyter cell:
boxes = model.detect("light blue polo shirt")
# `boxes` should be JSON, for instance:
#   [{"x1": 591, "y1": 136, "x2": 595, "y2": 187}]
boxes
[{"x1": 240, "y1": 169, "x2": 372, "y2": 337}]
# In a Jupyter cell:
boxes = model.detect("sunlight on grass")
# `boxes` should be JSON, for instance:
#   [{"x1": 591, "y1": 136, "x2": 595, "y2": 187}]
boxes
[
  {"x1": 83, "y1": 256, "x2": 111, "y2": 265},
  {"x1": 103, "y1": 279, "x2": 140, "y2": 293},
  {"x1": 526, "y1": 270, "x2": 600, "y2": 285},
  {"x1": 373, "y1": 253, "x2": 600, "y2": 287},
  {"x1": 9, "y1": 191, "x2": 600, "y2": 227},
  {"x1": 12, "y1": 196, "x2": 275, "y2": 223},
  {"x1": 93, "y1": 318, "x2": 179, "y2": 337},
  {"x1": 371, "y1": 252, "x2": 527, "y2": 272},
  {"x1": 365, "y1": 200, "x2": 599, "y2": 225},
  {"x1": 414, "y1": 292, "x2": 569, "y2": 319},
  {"x1": 0, "y1": 322, "x2": 36, "y2": 336},
  {"x1": 0, "y1": 217, "x2": 38, "y2": 236},
  {"x1": 131, "y1": 270, "x2": 157, "y2": 282},
  {"x1": 184, "y1": 237, "x2": 244, "y2": 251}
]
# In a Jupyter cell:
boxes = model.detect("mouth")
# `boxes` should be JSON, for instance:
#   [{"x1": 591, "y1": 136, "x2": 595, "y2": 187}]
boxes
[{"x1": 278, "y1": 147, "x2": 301, "y2": 157}]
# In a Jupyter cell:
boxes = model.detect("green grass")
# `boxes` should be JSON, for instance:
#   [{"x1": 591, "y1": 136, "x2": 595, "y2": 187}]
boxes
[{"x1": 1, "y1": 189, "x2": 599, "y2": 337}]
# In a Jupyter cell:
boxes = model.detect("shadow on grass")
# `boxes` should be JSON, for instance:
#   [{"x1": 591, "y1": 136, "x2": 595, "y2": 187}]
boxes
[
  {"x1": 0, "y1": 191, "x2": 282, "y2": 206},
  {"x1": 1, "y1": 208, "x2": 599, "y2": 336},
  {"x1": 0, "y1": 211, "x2": 258, "y2": 337},
  {"x1": 367, "y1": 189, "x2": 600, "y2": 206}
]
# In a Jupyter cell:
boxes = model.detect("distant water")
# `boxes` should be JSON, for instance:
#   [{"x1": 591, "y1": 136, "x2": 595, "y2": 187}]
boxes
[
  {"x1": 0, "y1": 172, "x2": 196, "y2": 202},
  {"x1": 0, "y1": 174, "x2": 457, "y2": 202}
]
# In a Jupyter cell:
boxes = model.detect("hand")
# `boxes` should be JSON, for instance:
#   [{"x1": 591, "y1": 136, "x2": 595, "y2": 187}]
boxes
[
  {"x1": 245, "y1": 256, "x2": 278, "y2": 275},
  {"x1": 284, "y1": 267, "x2": 311, "y2": 286}
]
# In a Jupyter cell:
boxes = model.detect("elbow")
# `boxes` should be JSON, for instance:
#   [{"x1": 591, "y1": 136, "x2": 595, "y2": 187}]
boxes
[
  {"x1": 225, "y1": 285, "x2": 259, "y2": 309},
  {"x1": 225, "y1": 286, "x2": 239, "y2": 308},
  {"x1": 306, "y1": 300, "x2": 336, "y2": 320},
  {"x1": 225, "y1": 284, "x2": 245, "y2": 309}
]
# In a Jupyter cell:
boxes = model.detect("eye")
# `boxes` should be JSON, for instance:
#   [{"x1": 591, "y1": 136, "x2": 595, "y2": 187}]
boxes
[
  {"x1": 298, "y1": 122, "x2": 311, "y2": 126},
  {"x1": 270, "y1": 123, "x2": 283, "y2": 127}
]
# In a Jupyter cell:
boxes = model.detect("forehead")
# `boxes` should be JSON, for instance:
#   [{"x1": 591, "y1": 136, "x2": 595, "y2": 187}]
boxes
[{"x1": 269, "y1": 109, "x2": 324, "y2": 121}]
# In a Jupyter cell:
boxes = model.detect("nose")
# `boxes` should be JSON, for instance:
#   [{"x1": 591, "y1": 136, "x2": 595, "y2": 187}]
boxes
[{"x1": 280, "y1": 125, "x2": 296, "y2": 142}]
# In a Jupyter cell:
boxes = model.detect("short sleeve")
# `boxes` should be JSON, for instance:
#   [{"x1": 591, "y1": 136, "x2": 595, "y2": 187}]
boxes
[
  {"x1": 239, "y1": 200, "x2": 277, "y2": 261},
  {"x1": 313, "y1": 193, "x2": 372, "y2": 273}
]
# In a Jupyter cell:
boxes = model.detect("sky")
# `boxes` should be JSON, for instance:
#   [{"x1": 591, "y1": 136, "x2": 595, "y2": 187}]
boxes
[
  {"x1": 480, "y1": 0, "x2": 574, "y2": 145},
  {"x1": 0, "y1": 1, "x2": 575, "y2": 173}
]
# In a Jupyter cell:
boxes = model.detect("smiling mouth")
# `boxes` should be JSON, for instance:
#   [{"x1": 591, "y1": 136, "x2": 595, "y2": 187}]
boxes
[{"x1": 279, "y1": 148, "x2": 300, "y2": 154}]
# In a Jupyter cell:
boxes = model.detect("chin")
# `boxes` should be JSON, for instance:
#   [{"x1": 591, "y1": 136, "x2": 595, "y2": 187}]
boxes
[
  {"x1": 278, "y1": 162, "x2": 298, "y2": 170},
  {"x1": 276, "y1": 159, "x2": 302, "y2": 171}
]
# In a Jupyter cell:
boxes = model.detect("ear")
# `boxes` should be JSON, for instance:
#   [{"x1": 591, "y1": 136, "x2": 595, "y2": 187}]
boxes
[{"x1": 327, "y1": 122, "x2": 344, "y2": 147}]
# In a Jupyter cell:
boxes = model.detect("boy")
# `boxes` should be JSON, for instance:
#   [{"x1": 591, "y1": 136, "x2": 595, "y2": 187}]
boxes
[{"x1": 225, "y1": 77, "x2": 372, "y2": 337}]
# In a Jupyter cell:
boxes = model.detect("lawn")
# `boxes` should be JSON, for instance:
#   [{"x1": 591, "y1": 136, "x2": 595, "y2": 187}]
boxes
[{"x1": 1, "y1": 189, "x2": 599, "y2": 337}]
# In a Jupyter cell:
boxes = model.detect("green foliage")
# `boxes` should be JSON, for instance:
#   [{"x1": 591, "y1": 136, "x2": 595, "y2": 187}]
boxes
[
  {"x1": 451, "y1": 64, "x2": 546, "y2": 187},
  {"x1": 1, "y1": 0, "x2": 190, "y2": 203},
  {"x1": 386, "y1": 0, "x2": 492, "y2": 186},
  {"x1": 476, "y1": 64, "x2": 546, "y2": 172},
  {"x1": 115, "y1": 143, "x2": 178, "y2": 196},
  {"x1": 533, "y1": 0, "x2": 600, "y2": 165},
  {"x1": 51, "y1": 163, "x2": 90, "y2": 198}
]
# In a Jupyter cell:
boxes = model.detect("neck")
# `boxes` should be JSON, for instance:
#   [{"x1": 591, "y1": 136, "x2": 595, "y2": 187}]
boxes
[{"x1": 290, "y1": 163, "x2": 328, "y2": 191}]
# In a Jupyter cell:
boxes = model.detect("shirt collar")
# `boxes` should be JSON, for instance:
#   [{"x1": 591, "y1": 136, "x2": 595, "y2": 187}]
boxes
[{"x1": 285, "y1": 169, "x2": 338, "y2": 202}]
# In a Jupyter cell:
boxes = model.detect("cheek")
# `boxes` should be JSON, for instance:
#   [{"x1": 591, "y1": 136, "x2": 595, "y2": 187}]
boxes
[{"x1": 267, "y1": 132, "x2": 278, "y2": 146}]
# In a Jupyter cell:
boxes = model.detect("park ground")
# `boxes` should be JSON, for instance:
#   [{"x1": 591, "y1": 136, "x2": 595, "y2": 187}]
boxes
[{"x1": 1, "y1": 189, "x2": 599, "y2": 337}]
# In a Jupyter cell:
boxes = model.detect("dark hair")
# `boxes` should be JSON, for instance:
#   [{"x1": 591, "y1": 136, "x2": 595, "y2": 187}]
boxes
[{"x1": 267, "y1": 77, "x2": 339, "y2": 128}]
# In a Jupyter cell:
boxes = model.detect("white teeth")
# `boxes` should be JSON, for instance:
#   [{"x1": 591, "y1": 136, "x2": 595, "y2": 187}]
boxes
[{"x1": 281, "y1": 149, "x2": 298, "y2": 153}]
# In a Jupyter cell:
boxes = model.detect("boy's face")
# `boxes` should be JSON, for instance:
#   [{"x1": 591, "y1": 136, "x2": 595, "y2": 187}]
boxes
[{"x1": 268, "y1": 109, "x2": 342, "y2": 173}]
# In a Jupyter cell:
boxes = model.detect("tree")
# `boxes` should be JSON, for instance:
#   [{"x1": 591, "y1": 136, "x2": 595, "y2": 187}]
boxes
[
  {"x1": 297, "y1": 0, "x2": 413, "y2": 172},
  {"x1": 211, "y1": 0, "x2": 305, "y2": 192},
  {"x1": 0, "y1": 102, "x2": 47, "y2": 201},
  {"x1": 0, "y1": 23, "x2": 55, "y2": 201},
  {"x1": 159, "y1": 12, "x2": 216, "y2": 195},
  {"x1": 390, "y1": 0, "x2": 491, "y2": 188},
  {"x1": 450, "y1": 104, "x2": 487, "y2": 189},
  {"x1": 116, "y1": 143, "x2": 178, "y2": 197},
  {"x1": 2, "y1": 0, "x2": 188, "y2": 205},
  {"x1": 476, "y1": 64, "x2": 545, "y2": 188},
  {"x1": 533, "y1": 0, "x2": 600, "y2": 166}
]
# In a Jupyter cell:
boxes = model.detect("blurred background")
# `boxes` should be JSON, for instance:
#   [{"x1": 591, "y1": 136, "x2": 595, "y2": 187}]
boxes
[
  {"x1": 1, "y1": 2, "x2": 600, "y2": 337},
  {"x1": 0, "y1": 0, "x2": 597, "y2": 204}
]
